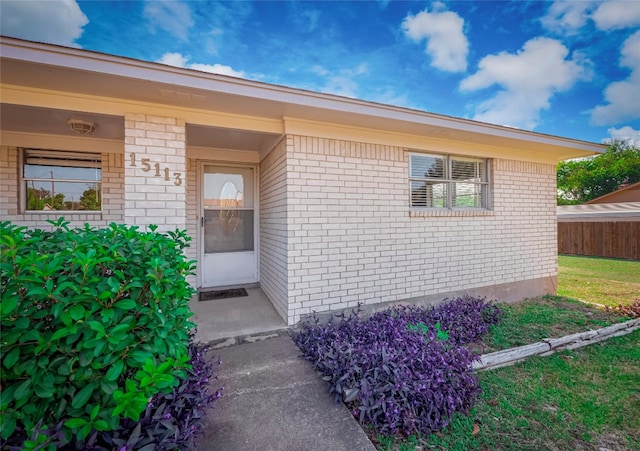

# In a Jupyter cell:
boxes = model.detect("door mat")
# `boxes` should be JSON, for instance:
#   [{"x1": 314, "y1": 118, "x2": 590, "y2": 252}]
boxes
[{"x1": 199, "y1": 288, "x2": 248, "y2": 301}]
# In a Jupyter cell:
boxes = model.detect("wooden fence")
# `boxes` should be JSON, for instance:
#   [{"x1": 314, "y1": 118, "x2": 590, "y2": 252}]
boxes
[{"x1": 558, "y1": 221, "x2": 640, "y2": 260}]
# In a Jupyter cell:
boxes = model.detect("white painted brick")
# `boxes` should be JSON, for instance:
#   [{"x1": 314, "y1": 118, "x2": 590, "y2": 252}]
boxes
[
  {"x1": 134, "y1": 137, "x2": 167, "y2": 147},
  {"x1": 1, "y1": 147, "x2": 124, "y2": 228},
  {"x1": 259, "y1": 139, "x2": 290, "y2": 323},
  {"x1": 124, "y1": 115, "x2": 186, "y2": 230},
  {"x1": 280, "y1": 136, "x2": 557, "y2": 318},
  {"x1": 6, "y1": 130, "x2": 551, "y2": 323},
  {"x1": 146, "y1": 116, "x2": 176, "y2": 125}
]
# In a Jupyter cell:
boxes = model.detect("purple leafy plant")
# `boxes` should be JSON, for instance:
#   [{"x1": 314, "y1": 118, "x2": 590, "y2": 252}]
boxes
[{"x1": 292, "y1": 296, "x2": 502, "y2": 436}]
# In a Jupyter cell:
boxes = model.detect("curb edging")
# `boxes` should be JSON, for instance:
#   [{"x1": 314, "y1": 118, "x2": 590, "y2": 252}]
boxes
[{"x1": 473, "y1": 318, "x2": 640, "y2": 371}]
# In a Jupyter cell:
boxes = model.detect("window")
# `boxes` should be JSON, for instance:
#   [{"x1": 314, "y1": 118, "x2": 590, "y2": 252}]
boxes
[
  {"x1": 23, "y1": 149, "x2": 102, "y2": 211},
  {"x1": 409, "y1": 153, "x2": 488, "y2": 209}
]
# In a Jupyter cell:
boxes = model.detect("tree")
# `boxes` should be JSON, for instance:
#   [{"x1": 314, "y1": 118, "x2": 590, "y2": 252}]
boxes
[
  {"x1": 52, "y1": 193, "x2": 66, "y2": 210},
  {"x1": 557, "y1": 139, "x2": 640, "y2": 205},
  {"x1": 26, "y1": 187, "x2": 49, "y2": 210},
  {"x1": 79, "y1": 185, "x2": 101, "y2": 210},
  {"x1": 25, "y1": 187, "x2": 65, "y2": 210}
]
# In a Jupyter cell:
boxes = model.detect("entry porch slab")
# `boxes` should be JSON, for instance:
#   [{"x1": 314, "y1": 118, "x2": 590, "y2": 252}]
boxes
[{"x1": 189, "y1": 285, "x2": 288, "y2": 346}]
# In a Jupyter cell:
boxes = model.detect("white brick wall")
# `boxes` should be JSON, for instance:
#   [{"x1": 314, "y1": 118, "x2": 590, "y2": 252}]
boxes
[
  {"x1": 124, "y1": 114, "x2": 187, "y2": 232},
  {"x1": 259, "y1": 137, "x2": 289, "y2": 321},
  {"x1": 4, "y1": 125, "x2": 556, "y2": 323},
  {"x1": 0, "y1": 146, "x2": 19, "y2": 218},
  {"x1": 0, "y1": 145, "x2": 124, "y2": 229},
  {"x1": 284, "y1": 136, "x2": 557, "y2": 324}
]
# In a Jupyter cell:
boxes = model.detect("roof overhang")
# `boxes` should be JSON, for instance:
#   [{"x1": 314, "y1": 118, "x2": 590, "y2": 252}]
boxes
[
  {"x1": 558, "y1": 202, "x2": 640, "y2": 221},
  {"x1": 586, "y1": 181, "x2": 640, "y2": 204},
  {"x1": 0, "y1": 36, "x2": 605, "y2": 161}
]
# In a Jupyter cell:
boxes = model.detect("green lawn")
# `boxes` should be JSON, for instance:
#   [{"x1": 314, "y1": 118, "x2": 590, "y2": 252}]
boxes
[
  {"x1": 373, "y1": 256, "x2": 640, "y2": 450},
  {"x1": 472, "y1": 295, "x2": 626, "y2": 354},
  {"x1": 558, "y1": 255, "x2": 640, "y2": 307},
  {"x1": 376, "y1": 330, "x2": 640, "y2": 451}
]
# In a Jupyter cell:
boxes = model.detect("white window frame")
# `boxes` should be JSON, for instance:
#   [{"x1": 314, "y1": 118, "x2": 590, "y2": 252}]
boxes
[
  {"x1": 22, "y1": 148, "x2": 103, "y2": 213},
  {"x1": 409, "y1": 152, "x2": 490, "y2": 210}
]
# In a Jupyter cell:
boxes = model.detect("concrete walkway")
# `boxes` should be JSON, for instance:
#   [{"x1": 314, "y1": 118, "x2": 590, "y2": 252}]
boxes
[{"x1": 198, "y1": 336, "x2": 376, "y2": 451}]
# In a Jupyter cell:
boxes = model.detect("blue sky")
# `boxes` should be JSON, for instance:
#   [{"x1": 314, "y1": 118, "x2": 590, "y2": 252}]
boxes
[{"x1": 2, "y1": 1, "x2": 639, "y2": 145}]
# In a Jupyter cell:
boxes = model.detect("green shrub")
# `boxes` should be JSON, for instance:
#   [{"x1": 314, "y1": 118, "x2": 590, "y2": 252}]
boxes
[{"x1": 0, "y1": 219, "x2": 196, "y2": 446}]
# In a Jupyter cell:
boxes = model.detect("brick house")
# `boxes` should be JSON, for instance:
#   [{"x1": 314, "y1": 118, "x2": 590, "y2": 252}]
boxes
[{"x1": 1, "y1": 37, "x2": 604, "y2": 325}]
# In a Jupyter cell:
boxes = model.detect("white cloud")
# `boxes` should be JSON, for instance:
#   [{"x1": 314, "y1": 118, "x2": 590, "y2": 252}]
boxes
[
  {"x1": 607, "y1": 126, "x2": 640, "y2": 146},
  {"x1": 402, "y1": 3, "x2": 469, "y2": 72},
  {"x1": 460, "y1": 37, "x2": 591, "y2": 129},
  {"x1": 543, "y1": 2, "x2": 640, "y2": 126},
  {"x1": 541, "y1": 1, "x2": 640, "y2": 34},
  {"x1": 0, "y1": 0, "x2": 88, "y2": 47},
  {"x1": 590, "y1": 30, "x2": 640, "y2": 125},
  {"x1": 592, "y1": 1, "x2": 640, "y2": 30},
  {"x1": 143, "y1": 1, "x2": 193, "y2": 41},
  {"x1": 157, "y1": 52, "x2": 188, "y2": 67},
  {"x1": 190, "y1": 63, "x2": 244, "y2": 78},
  {"x1": 157, "y1": 53, "x2": 245, "y2": 78},
  {"x1": 321, "y1": 64, "x2": 369, "y2": 98},
  {"x1": 540, "y1": 1, "x2": 597, "y2": 35},
  {"x1": 310, "y1": 65, "x2": 330, "y2": 77}
]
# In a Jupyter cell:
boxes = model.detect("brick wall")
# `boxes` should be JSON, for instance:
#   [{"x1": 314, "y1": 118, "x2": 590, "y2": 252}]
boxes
[
  {"x1": 0, "y1": 145, "x2": 124, "y2": 229},
  {"x1": 1, "y1": 113, "x2": 191, "y2": 280},
  {"x1": 123, "y1": 114, "x2": 187, "y2": 232},
  {"x1": 259, "y1": 137, "x2": 289, "y2": 321},
  {"x1": 185, "y1": 157, "x2": 199, "y2": 286},
  {"x1": 285, "y1": 135, "x2": 557, "y2": 324}
]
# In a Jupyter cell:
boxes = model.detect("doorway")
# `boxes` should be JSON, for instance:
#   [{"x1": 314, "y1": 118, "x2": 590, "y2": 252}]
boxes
[{"x1": 201, "y1": 165, "x2": 257, "y2": 287}]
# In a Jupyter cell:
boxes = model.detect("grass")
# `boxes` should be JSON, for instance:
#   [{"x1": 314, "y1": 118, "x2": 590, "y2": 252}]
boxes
[
  {"x1": 376, "y1": 330, "x2": 640, "y2": 451},
  {"x1": 370, "y1": 295, "x2": 637, "y2": 450},
  {"x1": 558, "y1": 255, "x2": 640, "y2": 307},
  {"x1": 472, "y1": 295, "x2": 627, "y2": 354},
  {"x1": 374, "y1": 256, "x2": 640, "y2": 450}
]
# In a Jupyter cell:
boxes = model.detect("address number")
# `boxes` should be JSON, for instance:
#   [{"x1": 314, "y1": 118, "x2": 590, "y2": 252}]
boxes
[{"x1": 129, "y1": 153, "x2": 183, "y2": 186}]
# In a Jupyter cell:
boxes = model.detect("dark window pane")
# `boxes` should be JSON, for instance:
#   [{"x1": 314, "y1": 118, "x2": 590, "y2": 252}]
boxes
[{"x1": 204, "y1": 210, "x2": 254, "y2": 253}]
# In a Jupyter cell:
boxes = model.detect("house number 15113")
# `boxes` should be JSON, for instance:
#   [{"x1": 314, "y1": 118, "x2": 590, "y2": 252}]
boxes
[{"x1": 129, "y1": 153, "x2": 183, "y2": 186}]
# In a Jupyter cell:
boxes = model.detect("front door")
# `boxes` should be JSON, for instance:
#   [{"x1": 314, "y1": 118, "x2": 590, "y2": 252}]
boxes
[{"x1": 202, "y1": 165, "x2": 257, "y2": 287}]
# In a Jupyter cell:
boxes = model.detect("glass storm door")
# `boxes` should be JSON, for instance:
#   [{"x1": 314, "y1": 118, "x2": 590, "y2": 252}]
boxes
[{"x1": 202, "y1": 166, "x2": 256, "y2": 287}]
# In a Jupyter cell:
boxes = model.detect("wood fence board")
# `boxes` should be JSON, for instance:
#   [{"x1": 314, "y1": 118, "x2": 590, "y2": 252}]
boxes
[{"x1": 558, "y1": 221, "x2": 640, "y2": 260}]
